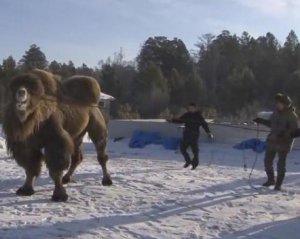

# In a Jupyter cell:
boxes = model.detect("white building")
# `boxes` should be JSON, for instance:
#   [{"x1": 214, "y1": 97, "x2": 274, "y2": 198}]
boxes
[{"x1": 99, "y1": 92, "x2": 115, "y2": 121}]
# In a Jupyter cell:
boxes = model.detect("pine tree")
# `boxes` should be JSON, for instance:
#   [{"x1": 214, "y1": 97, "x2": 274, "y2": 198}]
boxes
[
  {"x1": 134, "y1": 62, "x2": 169, "y2": 117},
  {"x1": 2, "y1": 56, "x2": 16, "y2": 71},
  {"x1": 19, "y1": 44, "x2": 48, "y2": 70},
  {"x1": 49, "y1": 60, "x2": 62, "y2": 74}
]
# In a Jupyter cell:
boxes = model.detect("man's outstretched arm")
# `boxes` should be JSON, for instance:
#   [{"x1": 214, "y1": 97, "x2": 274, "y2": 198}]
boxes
[
  {"x1": 199, "y1": 114, "x2": 213, "y2": 139},
  {"x1": 167, "y1": 113, "x2": 187, "y2": 124},
  {"x1": 253, "y1": 118, "x2": 271, "y2": 127}
]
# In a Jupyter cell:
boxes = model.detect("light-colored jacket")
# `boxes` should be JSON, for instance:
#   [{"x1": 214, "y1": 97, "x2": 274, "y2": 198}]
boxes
[{"x1": 267, "y1": 108, "x2": 298, "y2": 152}]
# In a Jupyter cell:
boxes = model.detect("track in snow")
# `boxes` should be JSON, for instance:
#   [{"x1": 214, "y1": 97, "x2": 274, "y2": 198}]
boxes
[{"x1": 0, "y1": 140, "x2": 299, "y2": 239}]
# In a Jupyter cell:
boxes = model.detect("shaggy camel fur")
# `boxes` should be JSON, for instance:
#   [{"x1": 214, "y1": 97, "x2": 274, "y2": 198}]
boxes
[{"x1": 3, "y1": 69, "x2": 112, "y2": 202}]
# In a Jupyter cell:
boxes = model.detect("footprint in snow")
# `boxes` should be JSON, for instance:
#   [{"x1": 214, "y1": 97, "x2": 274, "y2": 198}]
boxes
[
  {"x1": 164, "y1": 199, "x2": 177, "y2": 204},
  {"x1": 225, "y1": 201, "x2": 234, "y2": 208}
]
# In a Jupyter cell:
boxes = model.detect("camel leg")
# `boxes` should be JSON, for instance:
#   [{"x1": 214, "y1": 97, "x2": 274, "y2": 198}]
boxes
[
  {"x1": 15, "y1": 150, "x2": 43, "y2": 196},
  {"x1": 63, "y1": 143, "x2": 83, "y2": 184},
  {"x1": 95, "y1": 140, "x2": 112, "y2": 186},
  {"x1": 45, "y1": 128, "x2": 73, "y2": 202},
  {"x1": 87, "y1": 108, "x2": 112, "y2": 186},
  {"x1": 50, "y1": 170, "x2": 68, "y2": 202},
  {"x1": 16, "y1": 169, "x2": 37, "y2": 196}
]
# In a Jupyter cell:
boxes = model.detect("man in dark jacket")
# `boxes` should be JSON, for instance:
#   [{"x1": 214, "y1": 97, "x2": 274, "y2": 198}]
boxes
[
  {"x1": 167, "y1": 103, "x2": 213, "y2": 170},
  {"x1": 254, "y1": 93, "x2": 298, "y2": 191}
]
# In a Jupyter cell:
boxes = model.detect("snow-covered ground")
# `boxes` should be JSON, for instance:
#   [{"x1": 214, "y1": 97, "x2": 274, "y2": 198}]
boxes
[{"x1": 0, "y1": 136, "x2": 299, "y2": 239}]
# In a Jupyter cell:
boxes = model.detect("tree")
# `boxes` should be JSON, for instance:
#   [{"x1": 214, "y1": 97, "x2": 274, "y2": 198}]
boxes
[
  {"x1": 133, "y1": 62, "x2": 169, "y2": 117},
  {"x1": 49, "y1": 60, "x2": 62, "y2": 74},
  {"x1": 253, "y1": 32, "x2": 282, "y2": 103},
  {"x1": 98, "y1": 50, "x2": 138, "y2": 118},
  {"x1": 2, "y1": 56, "x2": 16, "y2": 71},
  {"x1": 137, "y1": 36, "x2": 197, "y2": 114},
  {"x1": 197, "y1": 30, "x2": 244, "y2": 109},
  {"x1": 19, "y1": 44, "x2": 48, "y2": 70},
  {"x1": 226, "y1": 66, "x2": 256, "y2": 113},
  {"x1": 137, "y1": 36, "x2": 192, "y2": 78},
  {"x1": 197, "y1": 35, "x2": 220, "y2": 100},
  {"x1": 284, "y1": 30, "x2": 299, "y2": 51},
  {"x1": 2, "y1": 30, "x2": 300, "y2": 119},
  {"x1": 0, "y1": 56, "x2": 18, "y2": 120},
  {"x1": 168, "y1": 68, "x2": 185, "y2": 108},
  {"x1": 60, "y1": 61, "x2": 76, "y2": 78},
  {"x1": 76, "y1": 63, "x2": 93, "y2": 76},
  {"x1": 100, "y1": 64, "x2": 118, "y2": 96},
  {"x1": 196, "y1": 33, "x2": 215, "y2": 54},
  {"x1": 284, "y1": 70, "x2": 300, "y2": 106},
  {"x1": 280, "y1": 30, "x2": 300, "y2": 75},
  {"x1": 184, "y1": 69, "x2": 205, "y2": 106},
  {"x1": 0, "y1": 56, "x2": 18, "y2": 85}
]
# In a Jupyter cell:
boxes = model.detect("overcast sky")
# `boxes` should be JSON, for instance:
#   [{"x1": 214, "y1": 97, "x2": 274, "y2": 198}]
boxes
[{"x1": 1, "y1": 0, "x2": 300, "y2": 67}]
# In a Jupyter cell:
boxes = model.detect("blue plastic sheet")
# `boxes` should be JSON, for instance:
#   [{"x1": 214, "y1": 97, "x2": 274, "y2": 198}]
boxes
[
  {"x1": 129, "y1": 130, "x2": 181, "y2": 150},
  {"x1": 233, "y1": 138, "x2": 266, "y2": 153}
]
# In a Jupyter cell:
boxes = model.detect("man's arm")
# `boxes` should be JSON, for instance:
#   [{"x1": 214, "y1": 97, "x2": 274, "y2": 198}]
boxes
[
  {"x1": 285, "y1": 112, "x2": 299, "y2": 138},
  {"x1": 253, "y1": 118, "x2": 271, "y2": 127},
  {"x1": 199, "y1": 114, "x2": 211, "y2": 134},
  {"x1": 167, "y1": 113, "x2": 187, "y2": 124}
]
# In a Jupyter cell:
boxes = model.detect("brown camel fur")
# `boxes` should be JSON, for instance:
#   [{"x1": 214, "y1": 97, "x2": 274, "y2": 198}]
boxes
[{"x1": 3, "y1": 69, "x2": 112, "y2": 202}]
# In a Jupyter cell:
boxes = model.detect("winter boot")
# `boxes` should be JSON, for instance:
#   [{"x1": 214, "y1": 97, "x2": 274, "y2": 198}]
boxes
[
  {"x1": 183, "y1": 161, "x2": 191, "y2": 168},
  {"x1": 274, "y1": 173, "x2": 285, "y2": 191},
  {"x1": 262, "y1": 171, "x2": 275, "y2": 187},
  {"x1": 191, "y1": 159, "x2": 199, "y2": 170}
]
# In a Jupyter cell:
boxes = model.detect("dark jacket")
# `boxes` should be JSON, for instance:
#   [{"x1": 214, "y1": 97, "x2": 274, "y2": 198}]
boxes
[
  {"x1": 171, "y1": 111, "x2": 211, "y2": 136},
  {"x1": 260, "y1": 108, "x2": 298, "y2": 151}
]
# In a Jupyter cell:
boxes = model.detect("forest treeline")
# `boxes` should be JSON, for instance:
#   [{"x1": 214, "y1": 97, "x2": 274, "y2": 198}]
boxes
[{"x1": 1, "y1": 30, "x2": 300, "y2": 120}]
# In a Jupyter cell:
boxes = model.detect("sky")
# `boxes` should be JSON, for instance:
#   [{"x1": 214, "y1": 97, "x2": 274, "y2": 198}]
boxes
[{"x1": 0, "y1": 0, "x2": 300, "y2": 67}]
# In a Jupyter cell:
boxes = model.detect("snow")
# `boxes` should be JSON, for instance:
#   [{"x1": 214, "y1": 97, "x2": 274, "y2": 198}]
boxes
[
  {"x1": 0, "y1": 136, "x2": 300, "y2": 239},
  {"x1": 100, "y1": 92, "x2": 115, "y2": 101}
]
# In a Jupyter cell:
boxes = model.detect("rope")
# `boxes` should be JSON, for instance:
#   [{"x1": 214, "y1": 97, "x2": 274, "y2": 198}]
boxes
[
  {"x1": 243, "y1": 128, "x2": 247, "y2": 171},
  {"x1": 248, "y1": 123, "x2": 261, "y2": 191},
  {"x1": 211, "y1": 122, "x2": 270, "y2": 133}
]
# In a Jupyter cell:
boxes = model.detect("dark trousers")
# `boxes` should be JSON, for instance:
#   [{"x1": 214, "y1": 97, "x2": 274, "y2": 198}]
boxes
[
  {"x1": 264, "y1": 149, "x2": 288, "y2": 176},
  {"x1": 180, "y1": 130, "x2": 199, "y2": 164}
]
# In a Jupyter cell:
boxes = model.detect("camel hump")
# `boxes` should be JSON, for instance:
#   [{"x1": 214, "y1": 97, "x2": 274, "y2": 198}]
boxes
[
  {"x1": 61, "y1": 76, "x2": 101, "y2": 105},
  {"x1": 31, "y1": 69, "x2": 60, "y2": 96}
]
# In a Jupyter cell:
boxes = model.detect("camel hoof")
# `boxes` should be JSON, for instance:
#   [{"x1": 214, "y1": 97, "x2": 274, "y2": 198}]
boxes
[
  {"x1": 51, "y1": 188, "x2": 68, "y2": 202},
  {"x1": 16, "y1": 187, "x2": 35, "y2": 196},
  {"x1": 102, "y1": 176, "x2": 113, "y2": 186},
  {"x1": 51, "y1": 192, "x2": 68, "y2": 202}
]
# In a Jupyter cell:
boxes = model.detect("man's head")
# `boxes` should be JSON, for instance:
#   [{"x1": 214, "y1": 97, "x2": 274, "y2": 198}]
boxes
[
  {"x1": 275, "y1": 93, "x2": 292, "y2": 111},
  {"x1": 187, "y1": 103, "x2": 197, "y2": 113}
]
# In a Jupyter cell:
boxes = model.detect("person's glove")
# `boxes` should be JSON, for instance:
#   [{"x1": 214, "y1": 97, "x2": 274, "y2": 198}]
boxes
[
  {"x1": 291, "y1": 128, "x2": 300, "y2": 138},
  {"x1": 253, "y1": 118, "x2": 264, "y2": 124},
  {"x1": 207, "y1": 133, "x2": 214, "y2": 140}
]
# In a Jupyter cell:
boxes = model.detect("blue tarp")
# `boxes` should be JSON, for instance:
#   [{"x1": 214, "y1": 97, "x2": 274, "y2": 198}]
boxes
[
  {"x1": 233, "y1": 138, "x2": 266, "y2": 153},
  {"x1": 129, "y1": 130, "x2": 181, "y2": 150}
]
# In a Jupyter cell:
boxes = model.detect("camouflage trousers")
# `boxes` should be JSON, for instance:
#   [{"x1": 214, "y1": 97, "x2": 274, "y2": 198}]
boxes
[{"x1": 264, "y1": 149, "x2": 288, "y2": 175}]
